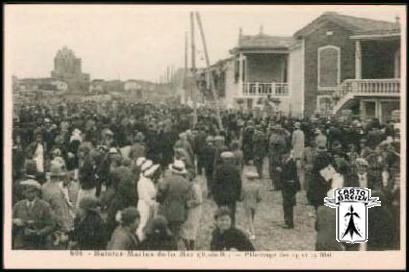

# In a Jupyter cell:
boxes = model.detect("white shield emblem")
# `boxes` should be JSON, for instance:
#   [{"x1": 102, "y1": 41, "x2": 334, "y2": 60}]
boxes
[{"x1": 324, "y1": 187, "x2": 381, "y2": 244}]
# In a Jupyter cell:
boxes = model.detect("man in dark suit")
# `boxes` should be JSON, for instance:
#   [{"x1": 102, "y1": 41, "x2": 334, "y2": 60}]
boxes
[
  {"x1": 347, "y1": 158, "x2": 380, "y2": 189},
  {"x1": 307, "y1": 144, "x2": 333, "y2": 210},
  {"x1": 157, "y1": 160, "x2": 190, "y2": 246},
  {"x1": 200, "y1": 136, "x2": 217, "y2": 197},
  {"x1": 213, "y1": 152, "x2": 242, "y2": 226},
  {"x1": 13, "y1": 180, "x2": 56, "y2": 249},
  {"x1": 315, "y1": 196, "x2": 345, "y2": 251},
  {"x1": 278, "y1": 151, "x2": 301, "y2": 229}
]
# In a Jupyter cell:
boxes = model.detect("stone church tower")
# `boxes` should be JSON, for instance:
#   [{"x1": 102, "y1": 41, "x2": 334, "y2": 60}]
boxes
[{"x1": 51, "y1": 46, "x2": 90, "y2": 93}]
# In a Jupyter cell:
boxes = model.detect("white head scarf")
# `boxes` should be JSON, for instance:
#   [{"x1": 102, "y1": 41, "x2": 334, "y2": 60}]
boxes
[
  {"x1": 141, "y1": 160, "x2": 153, "y2": 173},
  {"x1": 136, "y1": 157, "x2": 147, "y2": 167}
]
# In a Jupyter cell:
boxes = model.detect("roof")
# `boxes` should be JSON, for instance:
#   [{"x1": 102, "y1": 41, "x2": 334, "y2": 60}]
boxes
[
  {"x1": 294, "y1": 11, "x2": 400, "y2": 38},
  {"x1": 237, "y1": 34, "x2": 295, "y2": 49}
]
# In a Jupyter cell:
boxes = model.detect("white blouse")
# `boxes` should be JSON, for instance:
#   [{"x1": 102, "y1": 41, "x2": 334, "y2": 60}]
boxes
[{"x1": 137, "y1": 175, "x2": 156, "y2": 206}]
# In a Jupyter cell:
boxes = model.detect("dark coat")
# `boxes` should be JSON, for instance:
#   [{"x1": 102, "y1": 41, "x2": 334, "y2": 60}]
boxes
[
  {"x1": 157, "y1": 174, "x2": 190, "y2": 223},
  {"x1": 112, "y1": 166, "x2": 138, "y2": 209},
  {"x1": 210, "y1": 227, "x2": 255, "y2": 251},
  {"x1": 213, "y1": 162, "x2": 242, "y2": 206},
  {"x1": 252, "y1": 130, "x2": 267, "y2": 158},
  {"x1": 200, "y1": 143, "x2": 216, "y2": 176},
  {"x1": 138, "y1": 234, "x2": 177, "y2": 250},
  {"x1": 106, "y1": 166, "x2": 138, "y2": 235},
  {"x1": 71, "y1": 212, "x2": 107, "y2": 250},
  {"x1": 367, "y1": 206, "x2": 395, "y2": 250},
  {"x1": 348, "y1": 172, "x2": 380, "y2": 190},
  {"x1": 107, "y1": 226, "x2": 139, "y2": 250},
  {"x1": 315, "y1": 206, "x2": 344, "y2": 251},
  {"x1": 279, "y1": 158, "x2": 300, "y2": 207},
  {"x1": 12, "y1": 198, "x2": 56, "y2": 249},
  {"x1": 129, "y1": 143, "x2": 146, "y2": 161},
  {"x1": 78, "y1": 157, "x2": 97, "y2": 190},
  {"x1": 307, "y1": 151, "x2": 333, "y2": 208}
]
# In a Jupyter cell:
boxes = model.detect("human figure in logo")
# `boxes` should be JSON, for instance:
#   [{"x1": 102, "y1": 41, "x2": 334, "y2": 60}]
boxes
[{"x1": 342, "y1": 205, "x2": 361, "y2": 239}]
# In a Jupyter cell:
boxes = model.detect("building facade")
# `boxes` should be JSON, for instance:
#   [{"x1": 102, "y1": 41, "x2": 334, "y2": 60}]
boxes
[
  {"x1": 51, "y1": 46, "x2": 90, "y2": 93},
  {"x1": 292, "y1": 12, "x2": 401, "y2": 122},
  {"x1": 89, "y1": 79, "x2": 106, "y2": 94},
  {"x1": 203, "y1": 12, "x2": 401, "y2": 123},
  {"x1": 124, "y1": 79, "x2": 145, "y2": 100}
]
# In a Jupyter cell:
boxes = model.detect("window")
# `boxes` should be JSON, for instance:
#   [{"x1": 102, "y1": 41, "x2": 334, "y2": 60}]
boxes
[
  {"x1": 318, "y1": 45, "x2": 340, "y2": 90},
  {"x1": 316, "y1": 95, "x2": 334, "y2": 114}
]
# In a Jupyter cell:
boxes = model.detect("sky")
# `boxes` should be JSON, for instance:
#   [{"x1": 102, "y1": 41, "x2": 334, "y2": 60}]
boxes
[{"x1": 5, "y1": 4, "x2": 405, "y2": 82}]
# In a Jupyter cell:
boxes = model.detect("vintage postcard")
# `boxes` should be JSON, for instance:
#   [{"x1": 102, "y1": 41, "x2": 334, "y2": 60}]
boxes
[{"x1": 3, "y1": 4, "x2": 406, "y2": 269}]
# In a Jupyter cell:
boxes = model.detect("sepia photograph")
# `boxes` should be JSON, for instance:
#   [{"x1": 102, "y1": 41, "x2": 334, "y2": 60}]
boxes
[{"x1": 3, "y1": 3, "x2": 406, "y2": 269}]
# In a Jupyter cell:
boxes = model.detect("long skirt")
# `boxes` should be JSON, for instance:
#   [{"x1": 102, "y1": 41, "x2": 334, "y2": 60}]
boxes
[
  {"x1": 136, "y1": 200, "x2": 155, "y2": 241},
  {"x1": 180, "y1": 205, "x2": 202, "y2": 241},
  {"x1": 76, "y1": 187, "x2": 96, "y2": 209}
]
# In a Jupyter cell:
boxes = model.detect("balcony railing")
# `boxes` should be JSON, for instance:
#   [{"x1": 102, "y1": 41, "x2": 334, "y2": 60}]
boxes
[
  {"x1": 337, "y1": 78, "x2": 400, "y2": 98},
  {"x1": 242, "y1": 82, "x2": 289, "y2": 97}
]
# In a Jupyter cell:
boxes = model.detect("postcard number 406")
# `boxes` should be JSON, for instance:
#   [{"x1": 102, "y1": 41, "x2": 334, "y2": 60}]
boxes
[{"x1": 70, "y1": 250, "x2": 83, "y2": 256}]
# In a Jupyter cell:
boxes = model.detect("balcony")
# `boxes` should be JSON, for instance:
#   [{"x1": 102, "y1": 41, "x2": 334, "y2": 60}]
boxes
[
  {"x1": 337, "y1": 78, "x2": 400, "y2": 97},
  {"x1": 242, "y1": 82, "x2": 289, "y2": 97},
  {"x1": 333, "y1": 78, "x2": 400, "y2": 113}
]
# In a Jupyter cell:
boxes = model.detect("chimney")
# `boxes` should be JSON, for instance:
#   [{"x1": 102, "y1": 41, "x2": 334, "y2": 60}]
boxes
[
  {"x1": 238, "y1": 27, "x2": 243, "y2": 44},
  {"x1": 395, "y1": 15, "x2": 400, "y2": 26},
  {"x1": 259, "y1": 25, "x2": 264, "y2": 35}
]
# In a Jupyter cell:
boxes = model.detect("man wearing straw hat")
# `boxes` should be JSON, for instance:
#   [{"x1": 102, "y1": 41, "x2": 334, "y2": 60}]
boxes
[
  {"x1": 157, "y1": 160, "x2": 190, "y2": 248},
  {"x1": 13, "y1": 179, "x2": 56, "y2": 249},
  {"x1": 41, "y1": 160, "x2": 74, "y2": 248}
]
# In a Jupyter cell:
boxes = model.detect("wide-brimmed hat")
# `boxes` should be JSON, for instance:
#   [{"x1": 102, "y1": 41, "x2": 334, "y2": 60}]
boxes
[
  {"x1": 109, "y1": 147, "x2": 119, "y2": 155},
  {"x1": 245, "y1": 171, "x2": 259, "y2": 179},
  {"x1": 136, "y1": 157, "x2": 147, "y2": 167},
  {"x1": 220, "y1": 151, "x2": 235, "y2": 159},
  {"x1": 141, "y1": 160, "x2": 153, "y2": 172},
  {"x1": 214, "y1": 135, "x2": 225, "y2": 142},
  {"x1": 179, "y1": 132, "x2": 186, "y2": 139},
  {"x1": 102, "y1": 128, "x2": 114, "y2": 137},
  {"x1": 168, "y1": 160, "x2": 187, "y2": 174},
  {"x1": 20, "y1": 179, "x2": 42, "y2": 191},
  {"x1": 52, "y1": 148, "x2": 62, "y2": 157},
  {"x1": 355, "y1": 158, "x2": 369, "y2": 167},
  {"x1": 72, "y1": 128, "x2": 82, "y2": 135},
  {"x1": 206, "y1": 136, "x2": 215, "y2": 142},
  {"x1": 316, "y1": 144, "x2": 327, "y2": 151},
  {"x1": 270, "y1": 123, "x2": 282, "y2": 130},
  {"x1": 143, "y1": 164, "x2": 160, "y2": 177},
  {"x1": 79, "y1": 196, "x2": 99, "y2": 212},
  {"x1": 49, "y1": 160, "x2": 66, "y2": 177}
]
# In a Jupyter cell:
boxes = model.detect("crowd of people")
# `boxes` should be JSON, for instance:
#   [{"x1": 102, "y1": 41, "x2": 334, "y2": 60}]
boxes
[{"x1": 12, "y1": 98, "x2": 401, "y2": 251}]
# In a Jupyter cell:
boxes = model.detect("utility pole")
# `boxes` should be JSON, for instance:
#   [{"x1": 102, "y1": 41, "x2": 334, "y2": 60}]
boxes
[
  {"x1": 195, "y1": 11, "x2": 223, "y2": 130},
  {"x1": 190, "y1": 11, "x2": 198, "y2": 127},
  {"x1": 184, "y1": 31, "x2": 188, "y2": 104}
]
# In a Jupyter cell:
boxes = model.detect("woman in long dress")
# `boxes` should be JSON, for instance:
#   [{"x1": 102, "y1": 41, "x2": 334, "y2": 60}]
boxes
[
  {"x1": 180, "y1": 176, "x2": 203, "y2": 250},
  {"x1": 136, "y1": 161, "x2": 160, "y2": 241}
]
